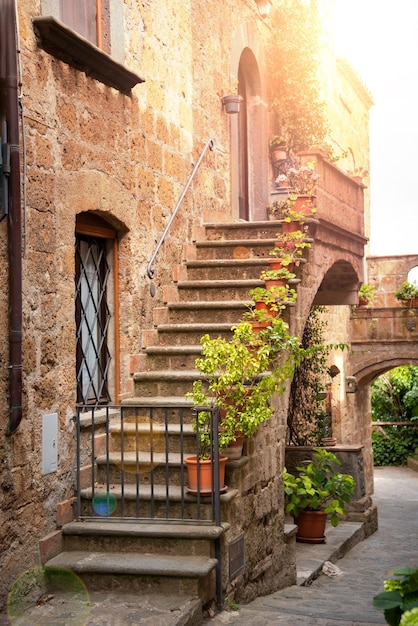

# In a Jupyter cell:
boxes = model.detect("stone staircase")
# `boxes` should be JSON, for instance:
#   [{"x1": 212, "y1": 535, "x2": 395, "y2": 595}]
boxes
[{"x1": 42, "y1": 220, "x2": 310, "y2": 615}]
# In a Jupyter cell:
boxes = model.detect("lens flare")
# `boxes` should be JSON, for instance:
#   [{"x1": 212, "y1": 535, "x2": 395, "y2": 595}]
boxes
[{"x1": 7, "y1": 565, "x2": 90, "y2": 625}]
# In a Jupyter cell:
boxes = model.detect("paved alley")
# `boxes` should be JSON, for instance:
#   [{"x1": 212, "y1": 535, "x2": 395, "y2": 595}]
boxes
[{"x1": 205, "y1": 466, "x2": 418, "y2": 626}]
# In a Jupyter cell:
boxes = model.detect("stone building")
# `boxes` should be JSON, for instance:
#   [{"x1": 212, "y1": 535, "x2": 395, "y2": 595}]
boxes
[{"x1": 0, "y1": 0, "x2": 376, "y2": 615}]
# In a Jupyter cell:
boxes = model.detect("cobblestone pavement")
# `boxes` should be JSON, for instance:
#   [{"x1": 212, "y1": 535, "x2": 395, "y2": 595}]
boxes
[
  {"x1": 204, "y1": 466, "x2": 418, "y2": 626},
  {"x1": 2, "y1": 466, "x2": 417, "y2": 625}
]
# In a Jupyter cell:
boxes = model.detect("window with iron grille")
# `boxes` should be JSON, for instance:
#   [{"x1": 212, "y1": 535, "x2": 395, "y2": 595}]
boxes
[{"x1": 75, "y1": 233, "x2": 112, "y2": 406}]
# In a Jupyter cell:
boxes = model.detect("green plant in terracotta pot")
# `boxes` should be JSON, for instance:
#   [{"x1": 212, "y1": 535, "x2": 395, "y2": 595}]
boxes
[
  {"x1": 283, "y1": 448, "x2": 355, "y2": 542},
  {"x1": 395, "y1": 281, "x2": 418, "y2": 306},
  {"x1": 358, "y1": 283, "x2": 375, "y2": 307},
  {"x1": 249, "y1": 284, "x2": 297, "y2": 315},
  {"x1": 187, "y1": 318, "x2": 303, "y2": 454}
]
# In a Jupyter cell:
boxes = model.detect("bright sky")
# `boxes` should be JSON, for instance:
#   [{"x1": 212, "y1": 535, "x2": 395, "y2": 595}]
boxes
[{"x1": 334, "y1": 0, "x2": 418, "y2": 256}]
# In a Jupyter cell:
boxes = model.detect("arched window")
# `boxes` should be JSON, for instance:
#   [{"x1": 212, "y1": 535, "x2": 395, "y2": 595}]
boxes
[{"x1": 75, "y1": 214, "x2": 119, "y2": 406}]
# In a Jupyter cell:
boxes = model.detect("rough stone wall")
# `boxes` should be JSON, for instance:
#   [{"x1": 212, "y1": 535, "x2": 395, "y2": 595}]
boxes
[{"x1": 367, "y1": 255, "x2": 418, "y2": 308}]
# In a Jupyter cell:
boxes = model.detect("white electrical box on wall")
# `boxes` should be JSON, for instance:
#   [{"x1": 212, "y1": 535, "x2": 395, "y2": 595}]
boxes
[{"x1": 42, "y1": 412, "x2": 58, "y2": 475}]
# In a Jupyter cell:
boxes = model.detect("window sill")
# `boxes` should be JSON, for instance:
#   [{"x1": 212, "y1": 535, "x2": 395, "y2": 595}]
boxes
[{"x1": 33, "y1": 16, "x2": 144, "y2": 94}]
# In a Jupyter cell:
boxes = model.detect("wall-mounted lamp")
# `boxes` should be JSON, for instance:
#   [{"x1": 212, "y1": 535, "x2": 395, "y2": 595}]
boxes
[
  {"x1": 255, "y1": 0, "x2": 272, "y2": 18},
  {"x1": 328, "y1": 365, "x2": 340, "y2": 379}
]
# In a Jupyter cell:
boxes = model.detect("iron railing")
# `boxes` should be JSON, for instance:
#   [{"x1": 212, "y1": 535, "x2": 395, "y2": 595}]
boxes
[
  {"x1": 147, "y1": 138, "x2": 214, "y2": 285},
  {"x1": 74, "y1": 403, "x2": 222, "y2": 526}
]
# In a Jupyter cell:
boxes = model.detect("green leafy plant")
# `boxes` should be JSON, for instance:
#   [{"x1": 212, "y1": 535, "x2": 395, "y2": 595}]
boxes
[
  {"x1": 269, "y1": 135, "x2": 287, "y2": 150},
  {"x1": 358, "y1": 283, "x2": 376, "y2": 305},
  {"x1": 283, "y1": 448, "x2": 355, "y2": 527},
  {"x1": 248, "y1": 284, "x2": 297, "y2": 311},
  {"x1": 287, "y1": 307, "x2": 346, "y2": 446},
  {"x1": 187, "y1": 318, "x2": 304, "y2": 457},
  {"x1": 373, "y1": 568, "x2": 418, "y2": 626},
  {"x1": 395, "y1": 282, "x2": 418, "y2": 302}
]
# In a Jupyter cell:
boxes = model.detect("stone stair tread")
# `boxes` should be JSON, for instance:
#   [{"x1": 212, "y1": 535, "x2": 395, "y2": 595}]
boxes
[
  {"x1": 47, "y1": 550, "x2": 218, "y2": 577},
  {"x1": 177, "y1": 279, "x2": 262, "y2": 288},
  {"x1": 108, "y1": 421, "x2": 195, "y2": 434},
  {"x1": 144, "y1": 345, "x2": 202, "y2": 353},
  {"x1": 96, "y1": 451, "x2": 185, "y2": 465},
  {"x1": 186, "y1": 258, "x2": 270, "y2": 267},
  {"x1": 195, "y1": 238, "x2": 276, "y2": 248},
  {"x1": 123, "y1": 396, "x2": 194, "y2": 407},
  {"x1": 62, "y1": 520, "x2": 230, "y2": 538},
  {"x1": 167, "y1": 300, "x2": 251, "y2": 309},
  {"x1": 133, "y1": 369, "x2": 201, "y2": 380},
  {"x1": 154, "y1": 323, "x2": 240, "y2": 332},
  {"x1": 80, "y1": 483, "x2": 239, "y2": 502}
]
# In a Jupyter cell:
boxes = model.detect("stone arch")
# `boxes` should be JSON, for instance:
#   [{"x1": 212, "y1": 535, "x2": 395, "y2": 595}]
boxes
[
  {"x1": 313, "y1": 259, "x2": 360, "y2": 307},
  {"x1": 354, "y1": 355, "x2": 418, "y2": 387},
  {"x1": 229, "y1": 23, "x2": 269, "y2": 221}
]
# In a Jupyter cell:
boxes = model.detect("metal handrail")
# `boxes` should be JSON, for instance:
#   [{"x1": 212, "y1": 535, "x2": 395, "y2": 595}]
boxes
[{"x1": 147, "y1": 138, "x2": 214, "y2": 281}]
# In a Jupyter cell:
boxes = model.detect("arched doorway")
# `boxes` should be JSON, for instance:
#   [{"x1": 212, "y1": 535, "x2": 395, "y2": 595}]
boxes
[{"x1": 231, "y1": 45, "x2": 268, "y2": 221}]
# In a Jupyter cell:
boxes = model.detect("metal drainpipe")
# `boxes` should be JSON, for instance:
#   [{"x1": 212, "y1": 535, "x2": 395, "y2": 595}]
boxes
[{"x1": 2, "y1": 0, "x2": 22, "y2": 435}]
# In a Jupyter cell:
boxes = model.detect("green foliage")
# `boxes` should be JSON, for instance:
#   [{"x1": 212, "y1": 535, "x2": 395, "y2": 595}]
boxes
[
  {"x1": 187, "y1": 318, "x2": 304, "y2": 458},
  {"x1": 358, "y1": 283, "x2": 375, "y2": 304},
  {"x1": 283, "y1": 448, "x2": 355, "y2": 527},
  {"x1": 373, "y1": 568, "x2": 418, "y2": 626},
  {"x1": 287, "y1": 307, "x2": 346, "y2": 445},
  {"x1": 371, "y1": 366, "x2": 418, "y2": 465},
  {"x1": 371, "y1": 367, "x2": 418, "y2": 422},
  {"x1": 395, "y1": 282, "x2": 418, "y2": 302},
  {"x1": 372, "y1": 428, "x2": 418, "y2": 467},
  {"x1": 268, "y1": 0, "x2": 328, "y2": 154}
]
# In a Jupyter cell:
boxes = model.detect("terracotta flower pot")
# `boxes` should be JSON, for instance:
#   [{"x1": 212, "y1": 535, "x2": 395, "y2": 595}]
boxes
[
  {"x1": 282, "y1": 220, "x2": 302, "y2": 234},
  {"x1": 295, "y1": 510, "x2": 327, "y2": 543},
  {"x1": 185, "y1": 455, "x2": 228, "y2": 495},
  {"x1": 293, "y1": 195, "x2": 316, "y2": 216}
]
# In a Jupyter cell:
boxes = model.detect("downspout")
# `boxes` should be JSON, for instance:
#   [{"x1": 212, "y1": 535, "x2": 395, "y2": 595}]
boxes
[{"x1": 1, "y1": 0, "x2": 22, "y2": 435}]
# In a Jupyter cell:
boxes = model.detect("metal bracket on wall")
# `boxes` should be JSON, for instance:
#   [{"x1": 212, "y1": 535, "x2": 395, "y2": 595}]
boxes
[{"x1": 346, "y1": 376, "x2": 358, "y2": 393}]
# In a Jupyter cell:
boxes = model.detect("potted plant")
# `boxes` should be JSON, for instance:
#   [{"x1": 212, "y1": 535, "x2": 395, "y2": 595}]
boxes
[
  {"x1": 249, "y1": 284, "x2": 297, "y2": 313},
  {"x1": 273, "y1": 230, "x2": 312, "y2": 258},
  {"x1": 286, "y1": 162, "x2": 320, "y2": 196},
  {"x1": 184, "y1": 406, "x2": 230, "y2": 494},
  {"x1": 220, "y1": 80, "x2": 242, "y2": 114},
  {"x1": 266, "y1": 199, "x2": 291, "y2": 221},
  {"x1": 358, "y1": 283, "x2": 375, "y2": 307},
  {"x1": 373, "y1": 567, "x2": 418, "y2": 626},
  {"x1": 259, "y1": 273, "x2": 299, "y2": 300},
  {"x1": 395, "y1": 281, "x2": 418, "y2": 307},
  {"x1": 269, "y1": 136, "x2": 287, "y2": 163},
  {"x1": 283, "y1": 447, "x2": 355, "y2": 543},
  {"x1": 187, "y1": 319, "x2": 303, "y2": 465}
]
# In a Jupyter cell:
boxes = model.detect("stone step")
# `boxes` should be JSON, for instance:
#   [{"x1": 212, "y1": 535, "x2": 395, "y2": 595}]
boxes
[
  {"x1": 163, "y1": 300, "x2": 250, "y2": 325},
  {"x1": 108, "y1": 421, "x2": 198, "y2": 455},
  {"x1": 200, "y1": 220, "x2": 283, "y2": 242},
  {"x1": 46, "y1": 550, "x2": 218, "y2": 600},
  {"x1": 79, "y1": 484, "x2": 239, "y2": 520},
  {"x1": 61, "y1": 520, "x2": 229, "y2": 557},
  {"x1": 149, "y1": 323, "x2": 237, "y2": 346},
  {"x1": 184, "y1": 258, "x2": 270, "y2": 281},
  {"x1": 133, "y1": 368, "x2": 203, "y2": 397},
  {"x1": 176, "y1": 278, "x2": 263, "y2": 302}
]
